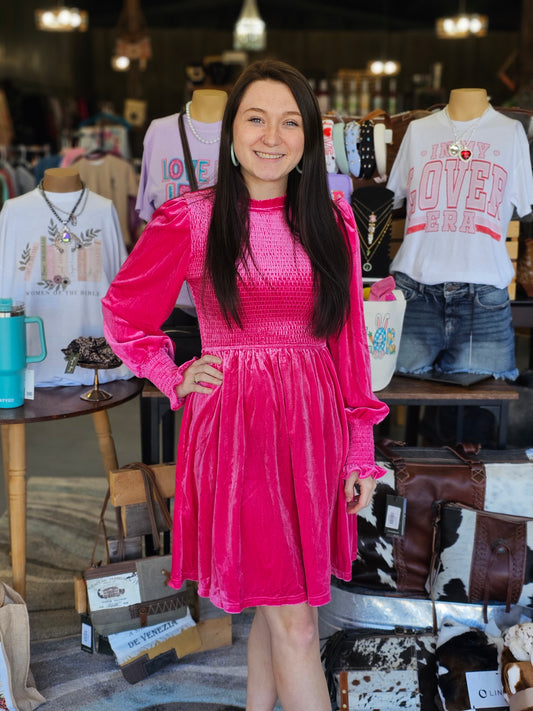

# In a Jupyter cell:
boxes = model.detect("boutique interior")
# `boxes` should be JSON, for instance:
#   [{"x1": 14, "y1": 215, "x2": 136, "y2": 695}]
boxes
[{"x1": 1, "y1": 1, "x2": 533, "y2": 710}]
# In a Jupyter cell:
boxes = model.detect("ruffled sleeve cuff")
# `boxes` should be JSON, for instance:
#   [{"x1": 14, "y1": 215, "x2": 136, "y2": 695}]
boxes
[
  {"x1": 141, "y1": 351, "x2": 198, "y2": 411},
  {"x1": 341, "y1": 418, "x2": 387, "y2": 481}
]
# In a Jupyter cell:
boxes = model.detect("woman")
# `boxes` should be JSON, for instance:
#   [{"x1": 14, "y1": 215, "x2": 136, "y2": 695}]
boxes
[{"x1": 102, "y1": 59, "x2": 388, "y2": 711}]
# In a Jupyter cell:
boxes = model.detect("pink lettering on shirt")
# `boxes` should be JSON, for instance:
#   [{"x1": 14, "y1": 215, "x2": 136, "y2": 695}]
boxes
[
  {"x1": 465, "y1": 159, "x2": 490, "y2": 212},
  {"x1": 418, "y1": 161, "x2": 442, "y2": 210},
  {"x1": 487, "y1": 164, "x2": 508, "y2": 219}
]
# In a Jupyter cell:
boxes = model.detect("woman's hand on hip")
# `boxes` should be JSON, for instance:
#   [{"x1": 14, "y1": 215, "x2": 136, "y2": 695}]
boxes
[
  {"x1": 344, "y1": 470, "x2": 376, "y2": 515},
  {"x1": 176, "y1": 355, "x2": 223, "y2": 398}
]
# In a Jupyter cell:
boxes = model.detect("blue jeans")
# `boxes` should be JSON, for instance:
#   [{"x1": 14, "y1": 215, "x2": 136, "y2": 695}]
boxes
[{"x1": 394, "y1": 272, "x2": 518, "y2": 380}]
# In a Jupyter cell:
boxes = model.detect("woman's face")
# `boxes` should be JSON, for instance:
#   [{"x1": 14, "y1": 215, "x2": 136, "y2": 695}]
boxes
[{"x1": 232, "y1": 79, "x2": 305, "y2": 200}]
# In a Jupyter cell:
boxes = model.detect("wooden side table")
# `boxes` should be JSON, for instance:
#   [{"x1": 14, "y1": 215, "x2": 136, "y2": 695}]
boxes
[{"x1": 0, "y1": 377, "x2": 143, "y2": 597}]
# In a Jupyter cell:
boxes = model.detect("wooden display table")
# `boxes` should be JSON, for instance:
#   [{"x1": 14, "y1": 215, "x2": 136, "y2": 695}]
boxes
[
  {"x1": 140, "y1": 375, "x2": 520, "y2": 470},
  {"x1": 0, "y1": 377, "x2": 143, "y2": 597},
  {"x1": 378, "y1": 375, "x2": 519, "y2": 448}
]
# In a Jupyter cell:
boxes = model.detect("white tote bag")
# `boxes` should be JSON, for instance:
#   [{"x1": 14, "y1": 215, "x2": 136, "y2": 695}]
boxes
[{"x1": 363, "y1": 289, "x2": 406, "y2": 391}]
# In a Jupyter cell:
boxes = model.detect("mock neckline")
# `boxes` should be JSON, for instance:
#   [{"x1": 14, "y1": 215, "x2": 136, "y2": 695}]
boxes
[{"x1": 248, "y1": 195, "x2": 286, "y2": 209}]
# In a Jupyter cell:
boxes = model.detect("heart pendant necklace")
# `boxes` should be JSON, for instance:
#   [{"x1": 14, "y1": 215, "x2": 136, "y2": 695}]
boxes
[{"x1": 444, "y1": 106, "x2": 489, "y2": 162}]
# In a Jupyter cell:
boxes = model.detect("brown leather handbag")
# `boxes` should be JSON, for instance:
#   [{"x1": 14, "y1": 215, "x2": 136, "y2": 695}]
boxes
[
  {"x1": 379, "y1": 440, "x2": 486, "y2": 594},
  {"x1": 430, "y1": 501, "x2": 533, "y2": 621},
  {"x1": 349, "y1": 440, "x2": 486, "y2": 596}
]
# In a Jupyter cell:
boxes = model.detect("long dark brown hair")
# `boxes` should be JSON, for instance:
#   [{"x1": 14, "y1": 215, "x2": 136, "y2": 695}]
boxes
[{"x1": 205, "y1": 58, "x2": 351, "y2": 339}]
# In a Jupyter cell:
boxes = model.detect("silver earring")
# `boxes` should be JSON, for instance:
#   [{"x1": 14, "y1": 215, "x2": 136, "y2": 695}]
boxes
[
  {"x1": 231, "y1": 143, "x2": 239, "y2": 167},
  {"x1": 296, "y1": 162, "x2": 303, "y2": 174}
]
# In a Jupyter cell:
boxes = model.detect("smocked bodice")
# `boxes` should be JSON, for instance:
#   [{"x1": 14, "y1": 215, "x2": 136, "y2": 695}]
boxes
[{"x1": 185, "y1": 195, "x2": 323, "y2": 350}]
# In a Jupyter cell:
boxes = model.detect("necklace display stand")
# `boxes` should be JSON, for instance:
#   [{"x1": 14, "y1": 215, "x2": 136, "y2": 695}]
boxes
[{"x1": 350, "y1": 186, "x2": 394, "y2": 278}]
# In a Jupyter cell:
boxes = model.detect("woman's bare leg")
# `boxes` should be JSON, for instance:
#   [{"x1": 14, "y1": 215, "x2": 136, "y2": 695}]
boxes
[
  {"x1": 258, "y1": 603, "x2": 331, "y2": 711},
  {"x1": 246, "y1": 608, "x2": 278, "y2": 711}
]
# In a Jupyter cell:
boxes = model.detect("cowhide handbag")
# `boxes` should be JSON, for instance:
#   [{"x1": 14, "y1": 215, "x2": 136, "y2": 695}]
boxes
[
  {"x1": 430, "y1": 501, "x2": 533, "y2": 620},
  {"x1": 349, "y1": 440, "x2": 487, "y2": 596},
  {"x1": 322, "y1": 627, "x2": 438, "y2": 711}
]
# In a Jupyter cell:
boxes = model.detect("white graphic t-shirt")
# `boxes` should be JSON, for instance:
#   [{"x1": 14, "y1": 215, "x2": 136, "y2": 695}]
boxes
[
  {"x1": 0, "y1": 187, "x2": 132, "y2": 386},
  {"x1": 387, "y1": 107, "x2": 533, "y2": 288}
]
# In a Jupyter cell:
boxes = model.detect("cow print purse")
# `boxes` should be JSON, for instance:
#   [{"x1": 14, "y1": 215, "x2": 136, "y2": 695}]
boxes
[
  {"x1": 348, "y1": 440, "x2": 486, "y2": 597},
  {"x1": 322, "y1": 626, "x2": 440, "y2": 711},
  {"x1": 429, "y1": 501, "x2": 533, "y2": 621}
]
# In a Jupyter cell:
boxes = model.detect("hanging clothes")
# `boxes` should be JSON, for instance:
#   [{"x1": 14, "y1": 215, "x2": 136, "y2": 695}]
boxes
[
  {"x1": 78, "y1": 112, "x2": 132, "y2": 160},
  {"x1": 71, "y1": 152, "x2": 139, "y2": 248}
]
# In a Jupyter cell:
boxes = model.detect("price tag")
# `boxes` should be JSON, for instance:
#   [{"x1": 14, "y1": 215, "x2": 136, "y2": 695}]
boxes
[
  {"x1": 65, "y1": 353, "x2": 79, "y2": 374},
  {"x1": 80, "y1": 615, "x2": 94, "y2": 654},
  {"x1": 384, "y1": 494, "x2": 406, "y2": 536},
  {"x1": 24, "y1": 369, "x2": 35, "y2": 400}
]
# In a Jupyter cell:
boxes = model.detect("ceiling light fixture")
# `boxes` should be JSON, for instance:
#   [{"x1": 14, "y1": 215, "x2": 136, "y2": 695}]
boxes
[
  {"x1": 368, "y1": 60, "x2": 401, "y2": 76},
  {"x1": 233, "y1": 0, "x2": 266, "y2": 52},
  {"x1": 35, "y1": 6, "x2": 88, "y2": 32},
  {"x1": 111, "y1": 0, "x2": 152, "y2": 73},
  {"x1": 436, "y1": 13, "x2": 488, "y2": 38}
]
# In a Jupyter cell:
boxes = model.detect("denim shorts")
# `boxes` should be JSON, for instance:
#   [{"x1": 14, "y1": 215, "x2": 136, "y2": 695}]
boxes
[{"x1": 394, "y1": 272, "x2": 518, "y2": 380}]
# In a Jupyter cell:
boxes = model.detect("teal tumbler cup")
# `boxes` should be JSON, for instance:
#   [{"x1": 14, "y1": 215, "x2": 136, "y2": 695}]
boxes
[{"x1": 0, "y1": 298, "x2": 47, "y2": 408}]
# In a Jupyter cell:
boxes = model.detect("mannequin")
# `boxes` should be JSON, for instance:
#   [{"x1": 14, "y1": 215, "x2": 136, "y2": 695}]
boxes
[
  {"x1": 446, "y1": 88, "x2": 490, "y2": 121},
  {"x1": 0, "y1": 164, "x2": 131, "y2": 387},
  {"x1": 41, "y1": 167, "x2": 82, "y2": 192},
  {"x1": 136, "y1": 89, "x2": 228, "y2": 222},
  {"x1": 188, "y1": 89, "x2": 228, "y2": 123},
  {"x1": 135, "y1": 87, "x2": 229, "y2": 338},
  {"x1": 386, "y1": 85, "x2": 533, "y2": 391}
]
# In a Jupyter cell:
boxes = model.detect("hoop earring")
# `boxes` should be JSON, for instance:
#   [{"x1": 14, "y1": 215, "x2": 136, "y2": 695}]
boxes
[
  {"x1": 296, "y1": 162, "x2": 303, "y2": 174},
  {"x1": 230, "y1": 143, "x2": 239, "y2": 167}
]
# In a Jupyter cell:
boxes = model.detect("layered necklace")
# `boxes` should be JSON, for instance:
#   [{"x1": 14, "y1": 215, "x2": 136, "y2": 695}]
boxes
[
  {"x1": 39, "y1": 180, "x2": 87, "y2": 252},
  {"x1": 444, "y1": 106, "x2": 489, "y2": 162},
  {"x1": 185, "y1": 101, "x2": 221, "y2": 145},
  {"x1": 351, "y1": 191, "x2": 393, "y2": 273}
]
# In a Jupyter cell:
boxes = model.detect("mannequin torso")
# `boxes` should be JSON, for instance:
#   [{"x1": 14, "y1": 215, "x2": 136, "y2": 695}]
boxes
[
  {"x1": 188, "y1": 89, "x2": 228, "y2": 123},
  {"x1": 446, "y1": 88, "x2": 490, "y2": 121},
  {"x1": 42, "y1": 167, "x2": 83, "y2": 192}
]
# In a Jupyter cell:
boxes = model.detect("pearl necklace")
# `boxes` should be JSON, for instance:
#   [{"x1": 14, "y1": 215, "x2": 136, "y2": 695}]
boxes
[
  {"x1": 444, "y1": 106, "x2": 489, "y2": 162},
  {"x1": 185, "y1": 101, "x2": 221, "y2": 145}
]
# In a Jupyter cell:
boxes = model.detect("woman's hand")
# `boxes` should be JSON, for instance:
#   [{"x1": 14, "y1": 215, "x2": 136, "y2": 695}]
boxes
[
  {"x1": 176, "y1": 355, "x2": 223, "y2": 398},
  {"x1": 344, "y1": 470, "x2": 377, "y2": 515}
]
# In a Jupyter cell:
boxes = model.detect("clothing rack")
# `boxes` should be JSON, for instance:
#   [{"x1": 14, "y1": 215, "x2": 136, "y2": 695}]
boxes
[{"x1": 75, "y1": 114, "x2": 132, "y2": 160}]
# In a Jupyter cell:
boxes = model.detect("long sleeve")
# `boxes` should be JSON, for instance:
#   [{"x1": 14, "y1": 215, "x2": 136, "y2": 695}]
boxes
[
  {"x1": 328, "y1": 197, "x2": 390, "y2": 479},
  {"x1": 102, "y1": 197, "x2": 192, "y2": 408}
]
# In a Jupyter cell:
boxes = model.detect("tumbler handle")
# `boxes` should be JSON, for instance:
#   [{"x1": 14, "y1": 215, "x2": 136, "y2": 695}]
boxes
[{"x1": 25, "y1": 316, "x2": 47, "y2": 364}]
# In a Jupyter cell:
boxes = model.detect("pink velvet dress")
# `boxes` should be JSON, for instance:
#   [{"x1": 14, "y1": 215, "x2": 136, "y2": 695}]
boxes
[{"x1": 102, "y1": 190, "x2": 389, "y2": 613}]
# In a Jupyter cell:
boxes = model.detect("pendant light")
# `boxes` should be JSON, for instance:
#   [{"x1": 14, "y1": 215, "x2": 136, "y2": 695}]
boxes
[
  {"x1": 111, "y1": 0, "x2": 152, "y2": 73},
  {"x1": 233, "y1": 0, "x2": 266, "y2": 52},
  {"x1": 436, "y1": 13, "x2": 488, "y2": 38},
  {"x1": 367, "y1": 60, "x2": 401, "y2": 77},
  {"x1": 436, "y1": 1, "x2": 488, "y2": 38},
  {"x1": 35, "y1": 6, "x2": 88, "y2": 32}
]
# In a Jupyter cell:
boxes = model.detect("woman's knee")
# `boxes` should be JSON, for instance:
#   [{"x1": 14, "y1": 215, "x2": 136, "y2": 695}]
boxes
[{"x1": 261, "y1": 604, "x2": 318, "y2": 651}]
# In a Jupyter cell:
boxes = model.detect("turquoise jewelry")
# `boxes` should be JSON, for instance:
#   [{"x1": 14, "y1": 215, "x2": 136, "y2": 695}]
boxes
[{"x1": 230, "y1": 143, "x2": 239, "y2": 167}]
